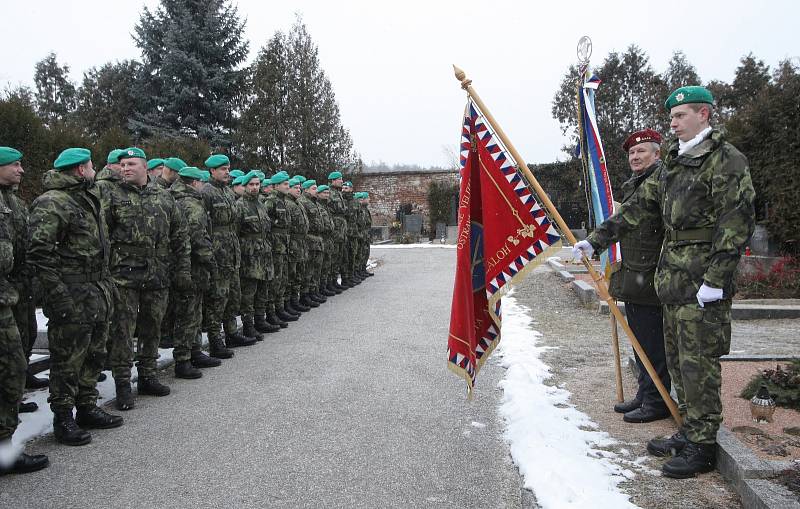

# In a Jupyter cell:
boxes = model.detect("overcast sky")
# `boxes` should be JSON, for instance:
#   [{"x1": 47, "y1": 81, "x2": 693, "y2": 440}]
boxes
[{"x1": 2, "y1": 0, "x2": 798, "y2": 167}]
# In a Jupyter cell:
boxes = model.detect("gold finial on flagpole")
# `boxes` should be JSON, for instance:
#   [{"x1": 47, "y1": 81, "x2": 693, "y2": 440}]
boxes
[{"x1": 453, "y1": 65, "x2": 471, "y2": 90}]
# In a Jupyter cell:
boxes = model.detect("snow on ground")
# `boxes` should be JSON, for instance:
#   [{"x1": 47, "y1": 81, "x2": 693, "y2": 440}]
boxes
[
  {"x1": 495, "y1": 295, "x2": 639, "y2": 509},
  {"x1": 370, "y1": 243, "x2": 455, "y2": 249},
  {"x1": 15, "y1": 349, "x2": 175, "y2": 448}
]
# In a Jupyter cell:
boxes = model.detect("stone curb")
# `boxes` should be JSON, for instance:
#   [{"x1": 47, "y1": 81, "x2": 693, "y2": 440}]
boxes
[
  {"x1": 571, "y1": 280, "x2": 597, "y2": 307},
  {"x1": 739, "y1": 479, "x2": 800, "y2": 509}
]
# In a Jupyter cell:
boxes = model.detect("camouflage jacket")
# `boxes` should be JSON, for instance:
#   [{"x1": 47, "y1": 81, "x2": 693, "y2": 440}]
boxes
[
  {"x1": 98, "y1": 176, "x2": 191, "y2": 290},
  {"x1": 0, "y1": 186, "x2": 30, "y2": 291},
  {"x1": 286, "y1": 193, "x2": 309, "y2": 259},
  {"x1": 327, "y1": 187, "x2": 348, "y2": 240},
  {"x1": 317, "y1": 198, "x2": 335, "y2": 242},
  {"x1": 94, "y1": 166, "x2": 115, "y2": 183},
  {"x1": 358, "y1": 203, "x2": 372, "y2": 239},
  {"x1": 201, "y1": 179, "x2": 241, "y2": 270},
  {"x1": 298, "y1": 194, "x2": 324, "y2": 252},
  {"x1": 155, "y1": 176, "x2": 172, "y2": 190},
  {"x1": 235, "y1": 193, "x2": 273, "y2": 281},
  {"x1": 264, "y1": 190, "x2": 290, "y2": 254},
  {"x1": 0, "y1": 203, "x2": 18, "y2": 307},
  {"x1": 607, "y1": 161, "x2": 665, "y2": 305},
  {"x1": 343, "y1": 192, "x2": 359, "y2": 236},
  {"x1": 170, "y1": 179, "x2": 217, "y2": 292},
  {"x1": 27, "y1": 171, "x2": 114, "y2": 322},
  {"x1": 587, "y1": 129, "x2": 756, "y2": 304}
]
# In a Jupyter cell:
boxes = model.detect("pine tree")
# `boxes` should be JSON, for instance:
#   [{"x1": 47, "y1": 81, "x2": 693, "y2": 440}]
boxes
[
  {"x1": 131, "y1": 0, "x2": 249, "y2": 147},
  {"x1": 76, "y1": 60, "x2": 139, "y2": 138},
  {"x1": 663, "y1": 51, "x2": 701, "y2": 91},
  {"x1": 33, "y1": 52, "x2": 77, "y2": 126}
]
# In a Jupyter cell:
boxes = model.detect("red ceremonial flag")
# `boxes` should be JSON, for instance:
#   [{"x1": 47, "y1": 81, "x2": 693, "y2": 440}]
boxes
[{"x1": 447, "y1": 100, "x2": 562, "y2": 394}]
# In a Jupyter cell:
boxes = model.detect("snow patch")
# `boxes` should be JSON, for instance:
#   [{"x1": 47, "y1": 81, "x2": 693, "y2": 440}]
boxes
[
  {"x1": 495, "y1": 295, "x2": 639, "y2": 509},
  {"x1": 370, "y1": 243, "x2": 456, "y2": 249}
]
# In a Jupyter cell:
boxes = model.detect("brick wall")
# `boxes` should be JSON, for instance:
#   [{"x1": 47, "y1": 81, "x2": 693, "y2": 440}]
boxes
[{"x1": 353, "y1": 170, "x2": 459, "y2": 229}]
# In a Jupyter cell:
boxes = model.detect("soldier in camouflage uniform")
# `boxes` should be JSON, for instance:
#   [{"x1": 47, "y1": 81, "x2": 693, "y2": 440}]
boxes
[
  {"x1": 286, "y1": 177, "x2": 313, "y2": 314},
  {"x1": 147, "y1": 158, "x2": 166, "y2": 181},
  {"x1": 202, "y1": 155, "x2": 256, "y2": 355},
  {"x1": 342, "y1": 182, "x2": 362, "y2": 287},
  {"x1": 169, "y1": 166, "x2": 222, "y2": 379},
  {"x1": 28, "y1": 148, "x2": 124, "y2": 445},
  {"x1": 93, "y1": 149, "x2": 124, "y2": 183},
  {"x1": 576, "y1": 86, "x2": 755, "y2": 479},
  {"x1": 98, "y1": 147, "x2": 192, "y2": 410},
  {"x1": 355, "y1": 192, "x2": 374, "y2": 278},
  {"x1": 315, "y1": 186, "x2": 338, "y2": 297},
  {"x1": 326, "y1": 172, "x2": 349, "y2": 293},
  {"x1": 264, "y1": 172, "x2": 297, "y2": 325},
  {"x1": 0, "y1": 147, "x2": 49, "y2": 474},
  {"x1": 236, "y1": 172, "x2": 279, "y2": 339},
  {"x1": 298, "y1": 180, "x2": 328, "y2": 306}
]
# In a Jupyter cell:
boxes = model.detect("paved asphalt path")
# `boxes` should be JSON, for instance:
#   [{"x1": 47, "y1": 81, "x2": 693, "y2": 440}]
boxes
[{"x1": 1, "y1": 247, "x2": 522, "y2": 508}]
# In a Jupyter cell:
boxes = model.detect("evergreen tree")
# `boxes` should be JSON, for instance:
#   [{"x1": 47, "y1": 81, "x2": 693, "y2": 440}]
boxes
[
  {"x1": 131, "y1": 0, "x2": 249, "y2": 146},
  {"x1": 76, "y1": 60, "x2": 139, "y2": 138},
  {"x1": 662, "y1": 50, "x2": 701, "y2": 91},
  {"x1": 33, "y1": 52, "x2": 77, "y2": 126}
]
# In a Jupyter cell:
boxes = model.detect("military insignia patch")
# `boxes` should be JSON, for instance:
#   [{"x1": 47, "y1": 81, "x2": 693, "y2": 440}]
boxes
[{"x1": 676, "y1": 93, "x2": 685, "y2": 102}]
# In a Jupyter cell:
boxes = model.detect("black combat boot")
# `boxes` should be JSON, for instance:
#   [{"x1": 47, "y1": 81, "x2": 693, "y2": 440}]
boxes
[
  {"x1": 662, "y1": 441, "x2": 717, "y2": 479},
  {"x1": 159, "y1": 336, "x2": 174, "y2": 349},
  {"x1": 175, "y1": 360, "x2": 203, "y2": 379},
  {"x1": 284, "y1": 300, "x2": 302, "y2": 317},
  {"x1": 300, "y1": 294, "x2": 319, "y2": 308},
  {"x1": 311, "y1": 290, "x2": 327, "y2": 303},
  {"x1": 0, "y1": 444, "x2": 49, "y2": 475},
  {"x1": 255, "y1": 314, "x2": 280, "y2": 333},
  {"x1": 647, "y1": 429, "x2": 688, "y2": 457},
  {"x1": 97, "y1": 372, "x2": 107, "y2": 382},
  {"x1": 209, "y1": 337, "x2": 234, "y2": 359},
  {"x1": 138, "y1": 376, "x2": 171, "y2": 397},
  {"x1": 19, "y1": 401, "x2": 38, "y2": 413},
  {"x1": 75, "y1": 405, "x2": 124, "y2": 429},
  {"x1": 115, "y1": 381, "x2": 134, "y2": 411},
  {"x1": 242, "y1": 316, "x2": 263, "y2": 342},
  {"x1": 276, "y1": 306, "x2": 298, "y2": 322},
  {"x1": 327, "y1": 282, "x2": 342, "y2": 295},
  {"x1": 191, "y1": 348, "x2": 222, "y2": 368},
  {"x1": 623, "y1": 403, "x2": 670, "y2": 423},
  {"x1": 613, "y1": 397, "x2": 642, "y2": 414},
  {"x1": 25, "y1": 370, "x2": 49, "y2": 389},
  {"x1": 339, "y1": 278, "x2": 354, "y2": 288},
  {"x1": 361, "y1": 270, "x2": 374, "y2": 278},
  {"x1": 53, "y1": 409, "x2": 92, "y2": 446},
  {"x1": 266, "y1": 312, "x2": 289, "y2": 329},
  {"x1": 254, "y1": 315, "x2": 281, "y2": 334},
  {"x1": 226, "y1": 331, "x2": 258, "y2": 347}
]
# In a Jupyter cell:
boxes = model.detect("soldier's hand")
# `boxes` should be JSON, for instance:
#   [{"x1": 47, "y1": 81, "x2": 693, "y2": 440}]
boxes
[
  {"x1": 571, "y1": 240, "x2": 594, "y2": 261},
  {"x1": 696, "y1": 283, "x2": 723, "y2": 308}
]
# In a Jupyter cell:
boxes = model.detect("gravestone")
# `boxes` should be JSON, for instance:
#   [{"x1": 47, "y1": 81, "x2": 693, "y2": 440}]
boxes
[{"x1": 403, "y1": 214, "x2": 423, "y2": 235}]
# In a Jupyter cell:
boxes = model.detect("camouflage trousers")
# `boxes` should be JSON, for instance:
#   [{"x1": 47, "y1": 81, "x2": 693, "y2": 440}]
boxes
[
  {"x1": 12, "y1": 291, "x2": 36, "y2": 360},
  {"x1": 359, "y1": 237, "x2": 371, "y2": 271},
  {"x1": 240, "y1": 277, "x2": 267, "y2": 318},
  {"x1": 333, "y1": 239, "x2": 347, "y2": 280},
  {"x1": 254, "y1": 276, "x2": 270, "y2": 317},
  {"x1": 108, "y1": 286, "x2": 169, "y2": 382},
  {"x1": 160, "y1": 291, "x2": 176, "y2": 344},
  {"x1": 171, "y1": 291, "x2": 203, "y2": 362},
  {"x1": 0, "y1": 306, "x2": 25, "y2": 440},
  {"x1": 663, "y1": 300, "x2": 732, "y2": 444},
  {"x1": 305, "y1": 249, "x2": 323, "y2": 292},
  {"x1": 322, "y1": 240, "x2": 334, "y2": 284},
  {"x1": 48, "y1": 318, "x2": 109, "y2": 411},
  {"x1": 270, "y1": 252, "x2": 288, "y2": 312},
  {"x1": 204, "y1": 271, "x2": 239, "y2": 342}
]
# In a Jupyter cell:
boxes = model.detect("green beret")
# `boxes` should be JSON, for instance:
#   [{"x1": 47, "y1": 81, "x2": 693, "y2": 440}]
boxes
[
  {"x1": 343, "y1": 181, "x2": 353, "y2": 188},
  {"x1": 327, "y1": 171, "x2": 342, "y2": 180},
  {"x1": 229, "y1": 169, "x2": 245, "y2": 178},
  {"x1": 231, "y1": 176, "x2": 245, "y2": 186},
  {"x1": 240, "y1": 170, "x2": 260, "y2": 185},
  {"x1": 316, "y1": 184, "x2": 330, "y2": 193},
  {"x1": 252, "y1": 170, "x2": 265, "y2": 179},
  {"x1": 261, "y1": 177, "x2": 272, "y2": 187},
  {"x1": 354, "y1": 192, "x2": 363, "y2": 199},
  {"x1": 288, "y1": 176, "x2": 303, "y2": 187},
  {"x1": 54, "y1": 148, "x2": 92, "y2": 170},
  {"x1": 178, "y1": 166, "x2": 206, "y2": 180},
  {"x1": 147, "y1": 158, "x2": 166, "y2": 170},
  {"x1": 0, "y1": 147, "x2": 22, "y2": 166},
  {"x1": 107, "y1": 149, "x2": 124, "y2": 164},
  {"x1": 293, "y1": 175, "x2": 306, "y2": 183},
  {"x1": 200, "y1": 171, "x2": 210, "y2": 182},
  {"x1": 119, "y1": 147, "x2": 147, "y2": 160},
  {"x1": 301, "y1": 179, "x2": 316, "y2": 190},
  {"x1": 205, "y1": 154, "x2": 230, "y2": 169},
  {"x1": 362, "y1": 192, "x2": 369, "y2": 198},
  {"x1": 665, "y1": 86, "x2": 714, "y2": 111},
  {"x1": 164, "y1": 157, "x2": 187, "y2": 172},
  {"x1": 271, "y1": 172, "x2": 289, "y2": 185}
]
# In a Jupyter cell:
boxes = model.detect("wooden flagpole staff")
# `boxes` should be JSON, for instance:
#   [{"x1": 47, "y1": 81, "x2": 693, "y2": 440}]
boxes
[{"x1": 453, "y1": 65, "x2": 682, "y2": 426}]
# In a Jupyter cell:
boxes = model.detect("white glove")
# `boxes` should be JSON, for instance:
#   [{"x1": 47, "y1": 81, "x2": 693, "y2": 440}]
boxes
[
  {"x1": 696, "y1": 283, "x2": 723, "y2": 308},
  {"x1": 571, "y1": 240, "x2": 594, "y2": 261}
]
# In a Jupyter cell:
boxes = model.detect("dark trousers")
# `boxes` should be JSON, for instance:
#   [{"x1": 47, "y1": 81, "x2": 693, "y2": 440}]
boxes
[{"x1": 625, "y1": 302, "x2": 671, "y2": 407}]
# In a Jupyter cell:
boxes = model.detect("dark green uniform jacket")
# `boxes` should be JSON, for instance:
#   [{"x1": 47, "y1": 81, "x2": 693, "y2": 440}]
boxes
[
  {"x1": 264, "y1": 190, "x2": 290, "y2": 255},
  {"x1": 170, "y1": 179, "x2": 217, "y2": 292},
  {"x1": 201, "y1": 179, "x2": 241, "y2": 271},
  {"x1": 236, "y1": 193, "x2": 273, "y2": 281}
]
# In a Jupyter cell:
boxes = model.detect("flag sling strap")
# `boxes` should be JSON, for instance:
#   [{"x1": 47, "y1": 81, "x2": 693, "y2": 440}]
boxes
[{"x1": 452, "y1": 65, "x2": 681, "y2": 426}]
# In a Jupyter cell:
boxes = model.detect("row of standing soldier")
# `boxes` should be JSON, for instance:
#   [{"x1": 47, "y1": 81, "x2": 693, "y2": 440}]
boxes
[{"x1": 0, "y1": 147, "x2": 373, "y2": 475}]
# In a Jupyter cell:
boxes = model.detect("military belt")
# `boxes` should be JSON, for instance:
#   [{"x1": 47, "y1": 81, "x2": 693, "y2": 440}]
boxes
[
  {"x1": 62, "y1": 271, "x2": 104, "y2": 284},
  {"x1": 113, "y1": 244, "x2": 170, "y2": 256},
  {"x1": 667, "y1": 228, "x2": 713, "y2": 242}
]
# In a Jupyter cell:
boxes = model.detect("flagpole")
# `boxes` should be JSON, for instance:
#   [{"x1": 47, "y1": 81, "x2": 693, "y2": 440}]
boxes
[
  {"x1": 453, "y1": 65, "x2": 682, "y2": 426},
  {"x1": 610, "y1": 311, "x2": 624, "y2": 403}
]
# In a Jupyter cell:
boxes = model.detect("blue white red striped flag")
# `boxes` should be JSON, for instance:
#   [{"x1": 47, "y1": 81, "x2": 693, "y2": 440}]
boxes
[{"x1": 578, "y1": 72, "x2": 620, "y2": 272}]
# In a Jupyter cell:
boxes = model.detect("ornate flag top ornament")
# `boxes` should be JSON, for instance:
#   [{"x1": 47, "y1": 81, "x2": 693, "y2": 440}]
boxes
[{"x1": 577, "y1": 35, "x2": 592, "y2": 72}]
